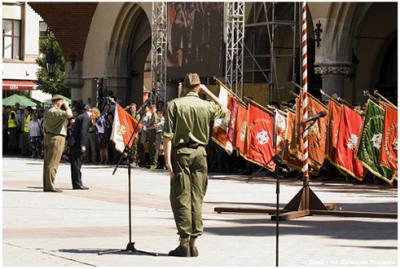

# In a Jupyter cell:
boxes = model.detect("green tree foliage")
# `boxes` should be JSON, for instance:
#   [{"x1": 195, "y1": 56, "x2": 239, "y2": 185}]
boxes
[{"x1": 36, "y1": 34, "x2": 70, "y2": 97}]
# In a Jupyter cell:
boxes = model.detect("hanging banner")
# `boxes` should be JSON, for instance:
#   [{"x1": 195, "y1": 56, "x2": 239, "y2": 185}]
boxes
[
  {"x1": 379, "y1": 102, "x2": 398, "y2": 175},
  {"x1": 357, "y1": 100, "x2": 394, "y2": 183},
  {"x1": 233, "y1": 101, "x2": 248, "y2": 156},
  {"x1": 306, "y1": 92, "x2": 328, "y2": 171},
  {"x1": 274, "y1": 109, "x2": 287, "y2": 152},
  {"x1": 326, "y1": 100, "x2": 342, "y2": 164},
  {"x1": 246, "y1": 101, "x2": 276, "y2": 172},
  {"x1": 211, "y1": 85, "x2": 236, "y2": 154},
  {"x1": 282, "y1": 110, "x2": 303, "y2": 171},
  {"x1": 334, "y1": 106, "x2": 365, "y2": 180}
]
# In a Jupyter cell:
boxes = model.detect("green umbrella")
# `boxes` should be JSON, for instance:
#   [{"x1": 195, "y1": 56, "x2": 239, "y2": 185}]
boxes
[
  {"x1": 43, "y1": 95, "x2": 71, "y2": 106},
  {"x1": 2, "y1": 94, "x2": 37, "y2": 108}
]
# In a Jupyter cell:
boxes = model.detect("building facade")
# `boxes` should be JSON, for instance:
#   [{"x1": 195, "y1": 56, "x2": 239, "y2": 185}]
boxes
[
  {"x1": 2, "y1": 1, "x2": 51, "y2": 102},
  {"x1": 26, "y1": 2, "x2": 397, "y2": 107}
]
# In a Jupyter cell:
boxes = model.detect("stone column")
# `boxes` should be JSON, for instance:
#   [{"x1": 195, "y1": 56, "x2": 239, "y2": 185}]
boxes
[
  {"x1": 314, "y1": 62, "x2": 354, "y2": 100},
  {"x1": 64, "y1": 59, "x2": 84, "y2": 102}
]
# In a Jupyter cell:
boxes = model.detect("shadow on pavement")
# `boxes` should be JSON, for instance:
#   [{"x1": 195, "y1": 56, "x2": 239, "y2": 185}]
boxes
[
  {"x1": 3, "y1": 189, "x2": 43, "y2": 193},
  {"x1": 59, "y1": 248, "x2": 166, "y2": 256},
  {"x1": 207, "y1": 200, "x2": 397, "y2": 213},
  {"x1": 203, "y1": 218, "x2": 397, "y2": 241},
  {"x1": 337, "y1": 245, "x2": 397, "y2": 250}
]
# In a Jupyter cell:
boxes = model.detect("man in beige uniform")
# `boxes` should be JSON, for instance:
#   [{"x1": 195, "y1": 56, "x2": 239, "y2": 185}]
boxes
[
  {"x1": 163, "y1": 73, "x2": 228, "y2": 257},
  {"x1": 43, "y1": 95, "x2": 72, "y2": 192}
]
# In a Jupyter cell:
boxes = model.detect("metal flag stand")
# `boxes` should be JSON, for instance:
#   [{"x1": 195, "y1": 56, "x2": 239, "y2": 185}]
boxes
[{"x1": 98, "y1": 97, "x2": 157, "y2": 256}]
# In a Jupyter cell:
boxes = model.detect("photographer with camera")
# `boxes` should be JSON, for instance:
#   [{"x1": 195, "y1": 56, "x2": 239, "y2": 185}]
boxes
[{"x1": 42, "y1": 95, "x2": 73, "y2": 192}]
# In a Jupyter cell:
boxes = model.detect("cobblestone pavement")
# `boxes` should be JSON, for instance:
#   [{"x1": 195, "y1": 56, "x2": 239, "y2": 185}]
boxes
[{"x1": 2, "y1": 157, "x2": 398, "y2": 266}]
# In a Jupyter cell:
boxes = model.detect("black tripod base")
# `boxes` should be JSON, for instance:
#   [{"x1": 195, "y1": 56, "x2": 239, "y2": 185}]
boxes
[{"x1": 98, "y1": 242, "x2": 158, "y2": 256}]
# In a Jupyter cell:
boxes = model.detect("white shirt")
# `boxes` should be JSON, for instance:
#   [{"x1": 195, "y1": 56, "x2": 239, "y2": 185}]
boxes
[
  {"x1": 96, "y1": 116, "x2": 105, "y2": 134},
  {"x1": 156, "y1": 116, "x2": 165, "y2": 133},
  {"x1": 28, "y1": 120, "x2": 42, "y2": 137}
]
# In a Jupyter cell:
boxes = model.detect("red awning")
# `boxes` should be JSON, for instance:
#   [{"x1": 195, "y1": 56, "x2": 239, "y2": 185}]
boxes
[{"x1": 2, "y1": 80, "x2": 38, "y2": 91}]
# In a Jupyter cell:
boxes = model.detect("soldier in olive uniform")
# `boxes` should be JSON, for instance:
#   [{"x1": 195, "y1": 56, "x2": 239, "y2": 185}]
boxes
[
  {"x1": 43, "y1": 95, "x2": 73, "y2": 192},
  {"x1": 163, "y1": 73, "x2": 228, "y2": 257},
  {"x1": 148, "y1": 104, "x2": 160, "y2": 169},
  {"x1": 125, "y1": 103, "x2": 141, "y2": 166}
]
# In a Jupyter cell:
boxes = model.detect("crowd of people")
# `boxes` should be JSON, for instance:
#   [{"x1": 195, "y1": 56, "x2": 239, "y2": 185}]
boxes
[{"x1": 2, "y1": 98, "x2": 166, "y2": 170}]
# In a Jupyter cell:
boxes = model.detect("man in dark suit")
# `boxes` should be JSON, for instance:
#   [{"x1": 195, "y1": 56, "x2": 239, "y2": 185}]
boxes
[{"x1": 69, "y1": 107, "x2": 101, "y2": 189}]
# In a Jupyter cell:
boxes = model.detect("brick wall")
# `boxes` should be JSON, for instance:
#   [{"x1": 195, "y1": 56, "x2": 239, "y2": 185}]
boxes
[{"x1": 28, "y1": 2, "x2": 98, "y2": 61}]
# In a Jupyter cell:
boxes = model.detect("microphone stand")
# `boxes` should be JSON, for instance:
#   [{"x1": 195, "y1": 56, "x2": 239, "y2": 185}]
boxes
[
  {"x1": 257, "y1": 145, "x2": 288, "y2": 267},
  {"x1": 98, "y1": 98, "x2": 157, "y2": 256},
  {"x1": 271, "y1": 113, "x2": 321, "y2": 266}
]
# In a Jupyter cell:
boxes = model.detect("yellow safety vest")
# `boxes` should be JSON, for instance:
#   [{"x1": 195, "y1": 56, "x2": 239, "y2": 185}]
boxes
[
  {"x1": 24, "y1": 114, "x2": 31, "y2": 133},
  {"x1": 8, "y1": 111, "x2": 18, "y2": 128}
]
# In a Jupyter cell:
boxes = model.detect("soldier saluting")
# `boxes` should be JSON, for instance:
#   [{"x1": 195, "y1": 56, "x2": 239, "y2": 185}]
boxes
[
  {"x1": 42, "y1": 95, "x2": 73, "y2": 192},
  {"x1": 163, "y1": 73, "x2": 229, "y2": 257}
]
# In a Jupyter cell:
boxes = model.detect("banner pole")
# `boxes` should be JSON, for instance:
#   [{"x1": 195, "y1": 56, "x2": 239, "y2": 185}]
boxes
[{"x1": 301, "y1": 2, "x2": 310, "y2": 211}]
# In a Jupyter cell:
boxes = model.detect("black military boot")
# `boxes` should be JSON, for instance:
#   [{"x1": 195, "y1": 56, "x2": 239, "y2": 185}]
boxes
[
  {"x1": 190, "y1": 236, "x2": 199, "y2": 257},
  {"x1": 168, "y1": 237, "x2": 190, "y2": 257}
]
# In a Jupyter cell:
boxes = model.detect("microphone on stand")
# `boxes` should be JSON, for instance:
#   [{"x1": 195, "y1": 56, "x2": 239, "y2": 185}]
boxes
[{"x1": 301, "y1": 111, "x2": 327, "y2": 124}]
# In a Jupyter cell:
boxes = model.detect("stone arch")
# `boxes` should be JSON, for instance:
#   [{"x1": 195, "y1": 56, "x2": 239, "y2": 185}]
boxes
[
  {"x1": 105, "y1": 3, "x2": 151, "y2": 105},
  {"x1": 351, "y1": 2, "x2": 397, "y2": 104}
]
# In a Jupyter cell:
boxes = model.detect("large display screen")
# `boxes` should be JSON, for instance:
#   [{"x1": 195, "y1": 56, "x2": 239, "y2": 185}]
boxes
[{"x1": 167, "y1": 2, "x2": 224, "y2": 79}]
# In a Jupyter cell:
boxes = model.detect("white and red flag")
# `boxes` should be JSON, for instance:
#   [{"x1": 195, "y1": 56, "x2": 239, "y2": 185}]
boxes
[
  {"x1": 111, "y1": 103, "x2": 142, "y2": 153},
  {"x1": 211, "y1": 85, "x2": 236, "y2": 154}
]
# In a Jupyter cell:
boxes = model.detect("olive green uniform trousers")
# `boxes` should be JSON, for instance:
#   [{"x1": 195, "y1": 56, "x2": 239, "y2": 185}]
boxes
[
  {"x1": 170, "y1": 146, "x2": 208, "y2": 238},
  {"x1": 129, "y1": 136, "x2": 139, "y2": 163},
  {"x1": 43, "y1": 133, "x2": 65, "y2": 191},
  {"x1": 148, "y1": 129, "x2": 158, "y2": 166}
]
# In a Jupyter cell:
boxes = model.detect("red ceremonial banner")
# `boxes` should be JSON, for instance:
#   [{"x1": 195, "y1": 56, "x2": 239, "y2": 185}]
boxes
[
  {"x1": 327, "y1": 100, "x2": 342, "y2": 163},
  {"x1": 211, "y1": 85, "x2": 235, "y2": 154},
  {"x1": 274, "y1": 109, "x2": 287, "y2": 152},
  {"x1": 111, "y1": 103, "x2": 142, "y2": 153},
  {"x1": 334, "y1": 106, "x2": 364, "y2": 180},
  {"x1": 233, "y1": 101, "x2": 248, "y2": 156},
  {"x1": 306, "y1": 92, "x2": 328, "y2": 171},
  {"x1": 282, "y1": 110, "x2": 303, "y2": 171},
  {"x1": 379, "y1": 103, "x2": 398, "y2": 172},
  {"x1": 246, "y1": 101, "x2": 276, "y2": 172}
]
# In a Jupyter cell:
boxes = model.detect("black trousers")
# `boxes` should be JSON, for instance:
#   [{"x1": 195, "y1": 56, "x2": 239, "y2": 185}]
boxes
[{"x1": 70, "y1": 145, "x2": 84, "y2": 188}]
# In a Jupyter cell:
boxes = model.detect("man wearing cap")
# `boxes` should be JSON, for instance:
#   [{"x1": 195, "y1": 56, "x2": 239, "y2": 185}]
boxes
[
  {"x1": 163, "y1": 73, "x2": 229, "y2": 257},
  {"x1": 42, "y1": 95, "x2": 73, "y2": 192}
]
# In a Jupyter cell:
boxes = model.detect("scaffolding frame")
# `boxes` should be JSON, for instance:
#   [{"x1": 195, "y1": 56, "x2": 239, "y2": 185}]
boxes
[
  {"x1": 151, "y1": 2, "x2": 167, "y2": 104},
  {"x1": 225, "y1": 2, "x2": 245, "y2": 98},
  {"x1": 244, "y1": 2, "x2": 299, "y2": 104}
]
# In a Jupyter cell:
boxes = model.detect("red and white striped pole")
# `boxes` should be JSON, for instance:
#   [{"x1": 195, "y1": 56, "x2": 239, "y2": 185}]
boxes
[{"x1": 301, "y1": 2, "x2": 309, "y2": 178}]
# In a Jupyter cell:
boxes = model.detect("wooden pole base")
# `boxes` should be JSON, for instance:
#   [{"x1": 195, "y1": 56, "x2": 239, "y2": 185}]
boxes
[{"x1": 283, "y1": 186, "x2": 327, "y2": 212}]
